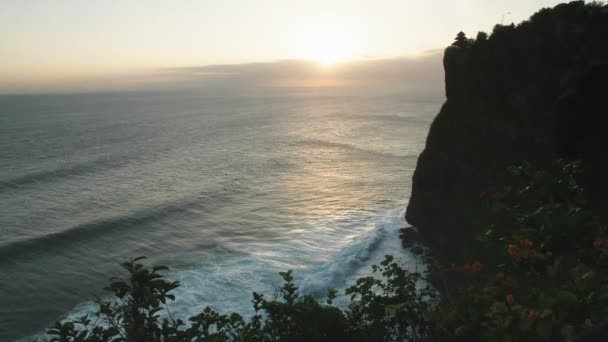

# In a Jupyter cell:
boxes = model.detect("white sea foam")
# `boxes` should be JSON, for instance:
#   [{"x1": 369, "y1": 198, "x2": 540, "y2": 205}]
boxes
[
  {"x1": 23, "y1": 209, "x2": 420, "y2": 342},
  {"x1": 298, "y1": 223, "x2": 386, "y2": 296}
]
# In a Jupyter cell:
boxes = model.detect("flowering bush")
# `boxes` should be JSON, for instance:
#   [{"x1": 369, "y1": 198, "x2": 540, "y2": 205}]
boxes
[{"x1": 430, "y1": 160, "x2": 608, "y2": 341}]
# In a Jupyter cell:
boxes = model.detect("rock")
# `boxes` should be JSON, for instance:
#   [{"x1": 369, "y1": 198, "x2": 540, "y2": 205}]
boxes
[
  {"x1": 409, "y1": 244, "x2": 426, "y2": 256},
  {"x1": 399, "y1": 227, "x2": 419, "y2": 248},
  {"x1": 406, "y1": 1, "x2": 608, "y2": 260}
]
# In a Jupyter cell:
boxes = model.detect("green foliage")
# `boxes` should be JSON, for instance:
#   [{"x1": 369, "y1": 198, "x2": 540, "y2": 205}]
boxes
[
  {"x1": 345, "y1": 255, "x2": 437, "y2": 341},
  {"x1": 43, "y1": 255, "x2": 434, "y2": 342},
  {"x1": 432, "y1": 160, "x2": 608, "y2": 341},
  {"x1": 44, "y1": 159, "x2": 608, "y2": 341},
  {"x1": 475, "y1": 31, "x2": 488, "y2": 42}
]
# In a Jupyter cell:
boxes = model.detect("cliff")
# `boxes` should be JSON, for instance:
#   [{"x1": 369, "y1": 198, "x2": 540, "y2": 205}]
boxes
[{"x1": 406, "y1": 1, "x2": 608, "y2": 258}]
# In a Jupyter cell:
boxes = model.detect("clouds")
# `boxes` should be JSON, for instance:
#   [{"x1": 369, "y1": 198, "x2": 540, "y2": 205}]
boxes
[
  {"x1": 1, "y1": 50, "x2": 444, "y2": 95},
  {"x1": 148, "y1": 50, "x2": 444, "y2": 96}
]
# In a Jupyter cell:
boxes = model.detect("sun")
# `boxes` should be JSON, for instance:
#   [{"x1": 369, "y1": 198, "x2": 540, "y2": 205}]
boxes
[
  {"x1": 299, "y1": 33, "x2": 359, "y2": 66},
  {"x1": 289, "y1": 17, "x2": 364, "y2": 67},
  {"x1": 305, "y1": 45, "x2": 354, "y2": 66}
]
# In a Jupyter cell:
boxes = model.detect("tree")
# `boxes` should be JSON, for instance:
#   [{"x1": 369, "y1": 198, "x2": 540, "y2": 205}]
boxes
[
  {"x1": 476, "y1": 31, "x2": 488, "y2": 42},
  {"x1": 453, "y1": 31, "x2": 469, "y2": 47}
]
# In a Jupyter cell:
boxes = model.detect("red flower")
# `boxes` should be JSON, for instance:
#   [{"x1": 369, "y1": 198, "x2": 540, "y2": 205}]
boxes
[
  {"x1": 471, "y1": 261, "x2": 483, "y2": 273},
  {"x1": 506, "y1": 294, "x2": 514, "y2": 305},
  {"x1": 508, "y1": 240, "x2": 536, "y2": 261},
  {"x1": 462, "y1": 264, "x2": 471, "y2": 272},
  {"x1": 593, "y1": 238, "x2": 604, "y2": 249},
  {"x1": 528, "y1": 310, "x2": 539, "y2": 320}
]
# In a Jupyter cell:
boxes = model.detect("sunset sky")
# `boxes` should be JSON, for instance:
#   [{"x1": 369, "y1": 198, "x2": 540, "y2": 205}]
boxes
[{"x1": 1, "y1": 0, "x2": 566, "y2": 93}]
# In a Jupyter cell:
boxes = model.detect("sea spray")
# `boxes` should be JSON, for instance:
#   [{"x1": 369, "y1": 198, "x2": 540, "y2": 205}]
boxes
[
  {"x1": 298, "y1": 225, "x2": 385, "y2": 296},
  {"x1": 25, "y1": 209, "x2": 421, "y2": 342}
]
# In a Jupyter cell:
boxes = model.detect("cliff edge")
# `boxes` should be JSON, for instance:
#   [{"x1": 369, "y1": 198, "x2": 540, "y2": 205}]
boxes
[{"x1": 406, "y1": 1, "x2": 608, "y2": 258}]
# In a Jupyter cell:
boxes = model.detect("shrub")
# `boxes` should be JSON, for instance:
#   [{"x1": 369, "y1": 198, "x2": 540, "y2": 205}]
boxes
[
  {"x1": 45, "y1": 159, "x2": 608, "y2": 341},
  {"x1": 431, "y1": 160, "x2": 608, "y2": 341},
  {"x1": 44, "y1": 256, "x2": 435, "y2": 342}
]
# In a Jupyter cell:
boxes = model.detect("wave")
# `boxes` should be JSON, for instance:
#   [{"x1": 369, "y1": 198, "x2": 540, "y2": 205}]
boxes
[
  {"x1": 296, "y1": 139, "x2": 413, "y2": 160},
  {"x1": 0, "y1": 156, "x2": 129, "y2": 193},
  {"x1": 297, "y1": 209, "x2": 421, "y2": 298},
  {"x1": 0, "y1": 192, "x2": 232, "y2": 264},
  {"x1": 298, "y1": 226, "x2": 385, "y2": 296},
  {"x1": 332, "y1": 113, "x2": 430, "y2": 124}
]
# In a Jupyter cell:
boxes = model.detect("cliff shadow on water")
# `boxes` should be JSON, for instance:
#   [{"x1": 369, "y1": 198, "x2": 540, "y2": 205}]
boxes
[{"x1": 406, "y1": 1, "x2": 608, "y2": 260}]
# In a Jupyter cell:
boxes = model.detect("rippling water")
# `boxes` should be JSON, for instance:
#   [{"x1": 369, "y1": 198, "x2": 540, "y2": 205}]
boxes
[{"x1": 0, "y1": 91, "x2": 441, "y2": 340}]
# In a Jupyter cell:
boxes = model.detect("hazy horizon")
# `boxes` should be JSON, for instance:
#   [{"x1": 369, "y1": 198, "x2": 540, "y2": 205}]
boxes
[
  {"x1": 0, "y1": 50, "x2": 446, "y2": 96},
  {"x1": 0, "y1": 0, "x2": 568, "y2": 94}
]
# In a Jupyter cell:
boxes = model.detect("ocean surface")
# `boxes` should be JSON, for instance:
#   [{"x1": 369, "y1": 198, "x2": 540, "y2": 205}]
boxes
[{"x1": 0, "y1": 91, "x2": 441, "y2": 340}]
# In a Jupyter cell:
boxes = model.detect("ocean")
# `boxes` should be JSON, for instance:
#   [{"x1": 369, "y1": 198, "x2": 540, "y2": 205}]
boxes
[{"x1": 0, "y1": 91, "x2": 441, "y2": 340}]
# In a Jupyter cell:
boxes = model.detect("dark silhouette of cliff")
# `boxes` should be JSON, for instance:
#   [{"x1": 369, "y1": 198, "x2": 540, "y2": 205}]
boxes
[{"x1": 406, "y1": 1, "x2": 608, "y2": 258}]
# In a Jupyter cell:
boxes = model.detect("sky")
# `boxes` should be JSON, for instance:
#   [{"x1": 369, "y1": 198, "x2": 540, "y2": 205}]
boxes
[{"x1": 0, "y1": 0, "x2": 569, "y2": 93}]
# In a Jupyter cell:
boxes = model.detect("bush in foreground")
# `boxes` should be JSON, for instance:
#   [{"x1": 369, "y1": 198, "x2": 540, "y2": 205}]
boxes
[
  {"x1": 45, "y1": 160, "x2": 608, "y2": 341},
  {"x1": 45, "y1": 255, "x2": 435, "y2": 342},
  {"x1": 430, "y1": 160, "x2": 608, "y2": 341}
]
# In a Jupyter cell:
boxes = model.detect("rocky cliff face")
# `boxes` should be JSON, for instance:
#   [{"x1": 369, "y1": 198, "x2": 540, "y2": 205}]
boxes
[{"x1": 406, "y1": 1, "x2": 608, "y2": 258}]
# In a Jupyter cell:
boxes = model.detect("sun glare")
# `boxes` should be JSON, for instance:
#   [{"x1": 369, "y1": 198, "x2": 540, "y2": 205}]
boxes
[
  {"x1": 306, "y1": 45, "x2": 353, "y2": 66},
  {"x1": 290, "y1": 17, "x2": 365, "y2": 67},
  {"x1": 301, "y1": 34, "x2": 360, "y2": 67}
]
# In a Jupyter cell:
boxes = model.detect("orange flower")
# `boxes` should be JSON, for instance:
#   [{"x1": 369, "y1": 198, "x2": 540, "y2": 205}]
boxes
[
  {"x1": 507, "y1": 244, "x2": 519, "y2": 255},
  {"x1": 508, "y1": 240, "x2": 536, "y2": 261},
  {"x1": 528, "y1": 310, "x2": 539, "y2": 320},
  {"x1": 472, "y1": 261, "x2": 483, "y2": 273},
  {"x1": 506, "y1": 294, "x2": 514, "y2": 305}
]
